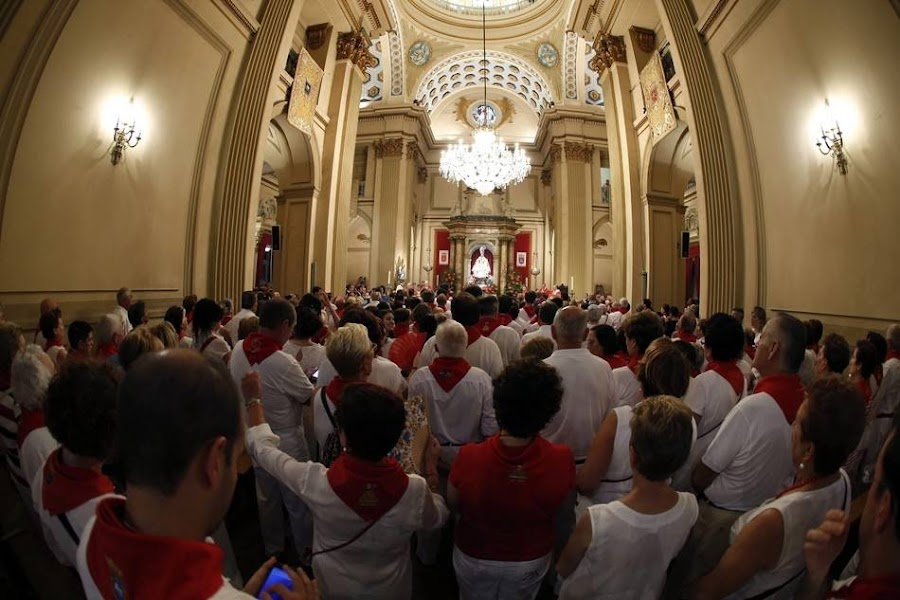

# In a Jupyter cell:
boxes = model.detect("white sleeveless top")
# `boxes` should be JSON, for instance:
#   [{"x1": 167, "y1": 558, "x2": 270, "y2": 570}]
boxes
[
  {"x1": 589, "y1": 406, "x2": 634, "y2": 504},
  {"x1": 560, "y1": 492, "x2": 699, "y2": 599},
  {"x1": 725, "y1": 470, "x2": 852, "y2": 600}
]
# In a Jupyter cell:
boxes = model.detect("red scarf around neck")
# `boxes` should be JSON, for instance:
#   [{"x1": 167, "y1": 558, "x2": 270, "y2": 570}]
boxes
[
  {"x1": 465, "y1": 325, "x2": 482, "y2": 346},
  {"x1": 243, "y1": 332, "x2": 283, "y2": 366},
  {"x1": 42, "y1": 448, "x2": 115, "y2": 515},
  {"x1": 523, "y1": 305, "x2": 535, "y2": 318},
  {"x1": 86, "y1": 498, "x2": 225, "y2": 600},
  {"x1": 478, "y1": 316, "x2": 502, "y2": 337},
  {"x1": 17, "y1": 408, "x2": 44, "y2": 448},
  {"x1": 428, "y1": 357, "x2": 472, "y2": 393},
  {"x1": 887, "y1": 349, "x2": 900, "y2": 362},
  {"x1": 676, "y1": 330, "x2": 697, "y2": 343},
  {"x1": 854, "y1": 377, "x2": 872, "y2": 407},
  {"x1": 97, "y1": 342, "x2": 118, "y2": 359},
  {"x1": 498, "y1": 314, "x2": 513, "y2": 326},
  {"x1": 828, "y1": 574, "x2": 900, "y2": 599},
  {"x1": 744, "y1": 344, "x2": 756, "y2": 360},
  {"x1": 755, "y1": 373, "x2": 805, "y2": 423},
  {"x1": 606, "y1": 353, "x2": 629, "y2": 370},
  {"x1": 705, "y1": 360, "x2": 745, "y2": 397},
  {"x1": 325, "y1": 376, "x2": 359, "y2": 407},
  {"x1": 326, "y1": 454, "x2": 409, "y2": 521},
  {"x1": 44, "y1": 339, "x2": 63, "y2": 352},
  {"x1": 628, "y1": 353, "x2": 642, "y2": 374}
]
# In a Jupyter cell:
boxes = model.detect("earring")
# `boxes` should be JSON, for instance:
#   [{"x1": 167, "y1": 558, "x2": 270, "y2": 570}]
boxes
[{"x1": 799, "y1": 461, "x2": 805, "y2": 472}]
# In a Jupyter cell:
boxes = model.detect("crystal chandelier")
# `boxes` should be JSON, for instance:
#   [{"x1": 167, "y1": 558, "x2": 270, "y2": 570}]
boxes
[{"x1": 439, "y1": 2, "x2": 530, "y2": 197}]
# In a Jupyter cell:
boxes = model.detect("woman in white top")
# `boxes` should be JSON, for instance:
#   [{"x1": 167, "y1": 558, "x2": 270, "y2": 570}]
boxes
[
  {"x1": 164, "y1": 305, "x2": 194, "y2": 349},
  {"x1": 243, "y1": 376, "x2": 448, "y2": 600},
  {"x1": 695, "y1": 375, "x2": 868, "y2": 599},
  {"x1": 282, "y1": 307, "x2": 327, "y2": 381},
  {"x1": 558, "y1": 397, "x2": 699, "y2": 599},
  {"x1": 39, "y1": 310, "x2": 67, "y2": 365},
  {"x1": 577, "y1": 338, "x2": 692, "y2": 506},
  {"x1": 191, "y1": 298, "x2": 231, "y2": 365}
]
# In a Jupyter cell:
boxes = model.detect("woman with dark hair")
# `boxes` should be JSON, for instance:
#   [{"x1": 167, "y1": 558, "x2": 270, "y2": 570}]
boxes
[
  {"x1": 587, "y1": 324, "x2": 627, "y2": 369},
  {"x1": 866, "y1": 330, "x2": 888, "y2": 388},
  {"x1": 851, "y1": 339, "x2": 880, "y2": 407},
  {"x1": 244, "y1": 377, "x2": 448, "y2": 599},
  {"x1": 613, "y1": 312, "x2": 665, "y2": 407},
  {"x1": 164, "y1": 305, "x2": 193, "y2": 348},
  {"x1": 283, "y1": 307, "x2": 327, "y2": 380},
  {"x1": 448, "y1": 359, "x2": 574, "y2": 599},
  {"x1": 695, "y1": 376, "x2": 865, "y2": 599},
  {"x1": 181, "y1": 294, "x2": 198, "y2": 324},
  {"x1": 577, "y1": 338, "x2": 692, "y2": 505},
  {"x1": 39, "y1": 308, "x2": 67, "y2": 365},
  {"x1": 191, "y1": 298, "x2": 230, "y2": 365}
]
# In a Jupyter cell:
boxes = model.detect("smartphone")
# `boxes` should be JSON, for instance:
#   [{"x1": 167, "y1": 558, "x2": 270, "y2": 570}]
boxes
[
  {"x1": 257, "y1": 565, "x2": 293, "y2": 600},
  {"x1": 310, "y1": 368, "x2": 320, "y2": 384}
]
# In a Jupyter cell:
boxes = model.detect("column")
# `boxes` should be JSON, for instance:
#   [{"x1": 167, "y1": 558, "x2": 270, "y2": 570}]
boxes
[
  {"x1": 369, "y1": 137, "x2": 414, "y2": 288},
  {"x1": 594, "y1": 35, "x2": 645, "y2": 303},
  {"x1": 656, "y1": 0, "x2": 741, "y2": 314},
  {"x1": 314, "y1": 30, "x2": 370, "y2": 293},
  {"x1": 550, "y1": 142, "x2": 594, "y2": 300},
  {"x1": 210, "y1": 0, "x2": 304, "y2": 300}
]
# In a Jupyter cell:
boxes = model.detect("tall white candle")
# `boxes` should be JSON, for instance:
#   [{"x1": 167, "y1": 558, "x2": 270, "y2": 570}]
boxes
[{"x1": 570, "y1": 276, "x2": 574, "y2": 293}]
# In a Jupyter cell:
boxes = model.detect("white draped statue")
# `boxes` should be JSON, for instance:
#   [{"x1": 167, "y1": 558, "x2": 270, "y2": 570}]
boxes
[{"x1": 471, "y1": 246, "x2": 491, "y2": 279}]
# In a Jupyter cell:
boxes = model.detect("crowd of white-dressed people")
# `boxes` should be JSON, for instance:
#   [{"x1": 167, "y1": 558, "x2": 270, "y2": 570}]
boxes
[{"x1": 0, "y1": 282, "x2": 898, "y2": 599}]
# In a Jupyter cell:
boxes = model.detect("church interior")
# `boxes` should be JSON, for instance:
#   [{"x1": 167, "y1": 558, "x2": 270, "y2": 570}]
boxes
[{"x1": 1, "y1": 0, "x2": 900, "y2": 598}]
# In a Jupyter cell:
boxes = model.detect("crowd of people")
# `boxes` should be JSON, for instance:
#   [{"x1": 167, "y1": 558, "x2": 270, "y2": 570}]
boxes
[{"x1": 0, "y1": 281, "x2": 898, "y2": 599}]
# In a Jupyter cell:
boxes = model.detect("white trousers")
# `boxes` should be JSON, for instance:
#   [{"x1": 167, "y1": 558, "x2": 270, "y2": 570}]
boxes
[
  {"x1": 254, "y1": 465, "x2": 313, "y2": 557},
  {"x1": 453, "y1": 546, "x2": 551, "y2": 600}
]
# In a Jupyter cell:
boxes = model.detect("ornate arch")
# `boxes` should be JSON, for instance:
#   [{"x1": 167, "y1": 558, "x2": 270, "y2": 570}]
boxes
[{"x1": 415, "y1": 50, "x2": 554, "y2": 113}]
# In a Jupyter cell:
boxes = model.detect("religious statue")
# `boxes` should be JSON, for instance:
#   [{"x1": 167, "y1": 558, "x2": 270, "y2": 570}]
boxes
[
  {"x1": 471, "y1": 246, "x2": 491, "y2": 281},
  {"x1": 395, "y1": 256, "x2": 406, "y2": 284},
  {"x1": 602, "y1": 179, "x2": 611, "y2": 205}
]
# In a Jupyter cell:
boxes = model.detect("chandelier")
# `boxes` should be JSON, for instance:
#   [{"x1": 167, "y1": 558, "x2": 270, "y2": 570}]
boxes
[{"x1": 439, "y1": 2, "x2": 530, "y2": 197}]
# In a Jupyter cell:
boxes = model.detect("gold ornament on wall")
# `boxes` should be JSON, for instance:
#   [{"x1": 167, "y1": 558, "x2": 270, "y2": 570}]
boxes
[
  {"x1": 287, "y1": 48, "x2": 324, "y2": 135},
  {"x1": 639, "y1": 53, "x2": 677, "y2": 143}
]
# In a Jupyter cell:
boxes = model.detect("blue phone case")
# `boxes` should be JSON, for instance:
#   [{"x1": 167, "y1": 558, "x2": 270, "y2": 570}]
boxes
[{"x1": 257, "y1": 566, "x2": 293, "y2": 600}]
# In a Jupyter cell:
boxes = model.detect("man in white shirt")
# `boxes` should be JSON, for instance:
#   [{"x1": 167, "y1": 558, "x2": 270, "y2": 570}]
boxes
[
  {"x1": 521, "y1": 302, "x2": 558, "y2": 349},
  {"x1": 477, "y1": 295, "x2": 520, "y2": 366},
  {"x1": 605, "y1": 300, "x2": 625, "y2": 330},
  {"x1": 229, "y1": 298, "x2": 314, "y2": 559},
  {"x1": 418, "y1": 293, "x2": 503, "y2": 378},
  {"x1": 224, "y1": 291, "x2": 257, "y2": 346},
  {"x1": 112, "y1": 287, "x2": 133, "y2": 335}
]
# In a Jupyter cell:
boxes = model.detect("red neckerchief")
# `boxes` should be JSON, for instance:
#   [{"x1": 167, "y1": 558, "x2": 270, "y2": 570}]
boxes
[
  {"x1": 312, "y1": 325, "x2": 329, "y2": 345},
  {"x1": 498, "y1": 314, "x2": 513, "y2": 326},
  {"x1": 888, "y1": 350, "x2": 900, "y2": 362},
  {"x1": 705, "y1": 360, "x2": 744, "y2": 397},
  {"x1": 755, "y1": 373, "x2": 805, "y2": 423},
  {"x1": 242, "y1": 332, "x2": 283, "y2": 366},
  {"x1": 220, "y1": 315, "x2": 232, "y2": 327},
  {"x1": 676, "y1": 330, "x2": 697, "y2": 343},
  {"x1": 618, "y1": 307, "x2": 629, "y2": 314},
  {"x1": 855, "y1": 378, "x2": 872, "y2": 407},
  {"x1": 606, "y1": 353, "x2": 629, "y2": 370},
  {"x1": 44, "y1": 339, "x2": 64, "y2": 352},
  {"x1": 428, "y1": 357, "x2": 472, "y2": 393},
  {"x1": 86, "y1": 497, "x2": 225, "y2": 600},
  {"x1": 807, "y1": 343, "x2": 820, "y2": 355},
  {"x1": 744, "y1": 344, "x2": 756, "y2": 360},
  {"x1": 17, "y1": 408, "x2": 44, "y2": 448},
  {"x1": 628, "y1": 353, "x2": 642, "y2": 375},
  {"x1": 523, "y1": 305, "x2": 535, "y2": 318},
  {"x1": 465, "y1": 325, "x2": 482, "y2": 347},
  {"x1": 41, "y1": 449, "x2": 115, "y2": 515},
  {"x1": 325, "y1": 376, "x2": 356, "y2": 407},
  {"x1": 326, "y1": 454, "x2": 409, "y2": 521},
  {"x1": 97, "y1": 342, "x2": 118, "y2": 359},
  {"x1": 828, "y1": 574, "x2": 900, "y2": 599},
  {"x1": 478, "y1": 316, "x2": 502, "y2": 337},
  {"x1": 393, "y1": 322, "x2": 410, "y2": 338}
]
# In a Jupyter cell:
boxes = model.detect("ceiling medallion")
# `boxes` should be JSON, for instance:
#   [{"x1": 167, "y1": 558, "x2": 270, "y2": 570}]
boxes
[
  {"x1": 536, "y1": 42, "x2": 559, "y2": 68},
  {"x1": 439, "y1": 3, "x2": 530, "y2": 196},
  {"x1": 408, "y1": 41, "x2": 432, "y2": 66}
]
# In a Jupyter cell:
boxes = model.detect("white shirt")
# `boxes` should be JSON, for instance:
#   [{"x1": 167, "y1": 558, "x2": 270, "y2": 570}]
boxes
[
  {"x1": 542, "y1": 349, "x2": 615, "y2": 461},
  {"x1": 588, "y1": 405, "x2": 635, "y2": 505},
  {"x1": 419, "y1": 335, "x2": 504, "y2": 379},
  {"x1": 521, "y1": 324, "x2": 554, "y2": 349},
  {"x1": 32, "y1": 460, "x2": 120, "y2": 567},
  {"x1": 20, "y1": 426, "x2": 58, "y2": 490},
  {"x1": 507, "y1": 319, "x2": 524, "y2": 336},
  {"x1": 229, "y1": 340, "x2": 315, "y2": 460},
  {"x1": 224, "y1": 308, "x2": 256, "y2": 347},
  {"x1": 196, "y1": 334, "x2": 231, "y2": 364},
  {"x1": 407, "y1": 366, "x2": 497, "y2": 467},
  {"x1": 490, "y1": 325, "x2": 521, "y2": 367},
  {"x1": 46, "y1": 345, "x2": 67, "y2": 365},
  {"x1": 559, "y1": 493, "x2": 699, "y2": 599},
  {"x1": 798, "y1": 349, "x2": 817, "y2": 388},
  {"x1": 245, "y1": 424, "x2": 449, "y2": 600},
  {"x1": 282, "y1": 340, "x2": 326, "y2": 380},
  {"x1": 885, "y1": 356, "x2": 900, "y2": 380},
  {"x1": 612, "y1": 366, "x2": 642, "y2": 408},
  {"x1": 112, "y1": 305, "x2": 132, "y2": 334},
  {"x1": 316, "y1": 355, "x2": 406, "y2": 396},
  {"x1": 726, "y1": 471, "x2": 852, "y2": 600},
  {"x1": 606, "y1": 310, "x2": 624, "y2": 330},
  {"x1": 701, "y1": 392, "x2": 794, "y2": 511}
]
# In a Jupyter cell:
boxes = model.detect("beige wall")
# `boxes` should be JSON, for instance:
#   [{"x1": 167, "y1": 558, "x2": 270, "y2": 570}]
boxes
[{"x1": 704, "y1": 0, "x2": 900, "y2": 336}]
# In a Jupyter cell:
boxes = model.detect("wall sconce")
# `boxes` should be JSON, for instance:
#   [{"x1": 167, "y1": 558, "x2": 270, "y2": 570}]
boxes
[
  {"x1": 110, "y1": 110, "x2": 142, "y2": 165},
  {"x1": 815, "y1": 103, "x2": 847, "y2": 175},
  {"x1": 423, "y1": 247, "x2": 434, "y2": 273},
  {"x1": 530, "y1": 251, "x2": 541, "y2": 277}
]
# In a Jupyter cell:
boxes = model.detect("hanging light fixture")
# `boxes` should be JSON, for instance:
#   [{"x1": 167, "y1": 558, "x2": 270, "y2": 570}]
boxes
[{"x1": 439, "y1": 2, "x2": 530, "y2": 197}]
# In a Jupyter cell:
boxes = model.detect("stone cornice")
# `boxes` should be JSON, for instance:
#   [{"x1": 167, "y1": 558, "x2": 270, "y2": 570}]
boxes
[
  {"x1": 588, "y1": 33, "x2": 626, "y2": 75},
  {"x1": 373, "y1": 137, "x2": 405, "y2": 158},
  {"x1": 336, "y1": 30, "x2": 376, "y2": 71}
]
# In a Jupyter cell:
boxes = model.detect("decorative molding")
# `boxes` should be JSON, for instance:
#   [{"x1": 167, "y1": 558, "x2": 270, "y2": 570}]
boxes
[
  {"x1": 564, "y1": 142, "x2": 594, "y2": 163},
  {"x1": 374, "y1": 137, "x2": 404, "y2": 158},
  {"x1": 548, "y1": 144, "x2": 562, "y2": 165},
  {"x1": 541, "y1": 169, "x2": 552, "y2": 185},
  {"x1": 406, "y1": 140, "x2": 420, "y2": 163},
  {"x1": 417, "y1": 167, "x2": 428, "y2": 183},
  {"x1": 630, "y1": 26, "x2": 656, "y2": 53},
  {"x1": 214, "y1": 0, "x2": 259, "y2": 38},
  {"x1": 336, "y1": 30, "x2": 376, "y2": 71},
  {"x1": 588, "y1": 34, "x2": 626, "y2": 74},
  {"x1": 388, "y1": 31, "x2": 404, "y2": 96},
  {"x1": 357, "y1": 0, "x2": 382, "y2": 32},
  {"x1": 306, "y1": 23, "x2": 330, "y2": 50},
  {"x1": 563, "y1": 31, "x2": 580, "y2": 100}
]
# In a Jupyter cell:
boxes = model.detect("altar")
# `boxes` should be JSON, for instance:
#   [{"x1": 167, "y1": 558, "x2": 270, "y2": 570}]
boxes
[{"x1": 443, "y1": 214, "x2": 520, "y2": 290}]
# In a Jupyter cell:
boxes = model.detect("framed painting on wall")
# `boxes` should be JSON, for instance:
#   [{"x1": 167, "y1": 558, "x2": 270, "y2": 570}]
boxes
[
  {"x1": 438, "y1": 250, "x2": 449, "y2": 265},
  {"x1": 516, "y1": 252, "x2": 527, "y2": 267}
]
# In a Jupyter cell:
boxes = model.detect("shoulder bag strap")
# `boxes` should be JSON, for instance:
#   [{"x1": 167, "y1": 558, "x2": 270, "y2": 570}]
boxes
[
  {"x1": 57, "y1": 511, "x2": 80, "y2": 546},
  {"x1": 310, "y1": 516, "x2": 381, "y2": 558},
  {"x1": 199, "y1": 336, "x2": 216, "y2": 354},
  {"x1": 321, "y1": 389, "x2": 337, "y2": 429}
]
